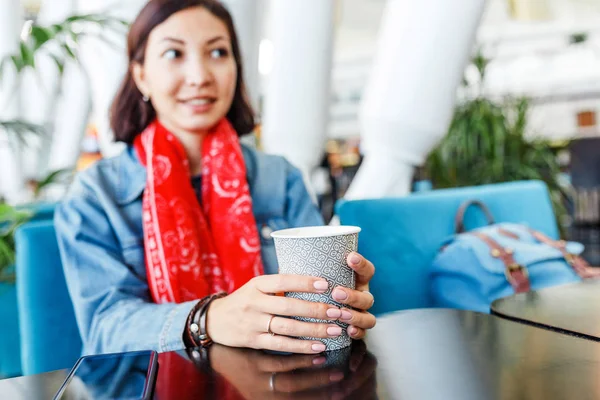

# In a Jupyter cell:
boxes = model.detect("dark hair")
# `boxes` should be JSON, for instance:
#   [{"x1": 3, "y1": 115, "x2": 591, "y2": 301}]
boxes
[{"x1": 110, "y1": 0, "x2": 255, "y2": 143}]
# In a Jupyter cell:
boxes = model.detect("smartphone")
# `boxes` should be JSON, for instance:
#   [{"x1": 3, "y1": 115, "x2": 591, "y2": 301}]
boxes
[{"x1": 53, "y1": 350, "x2": 159, "y2": 400}]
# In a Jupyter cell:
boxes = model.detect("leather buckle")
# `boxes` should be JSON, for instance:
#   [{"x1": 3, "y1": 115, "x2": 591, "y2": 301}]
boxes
[
  {"x1": 564, "y1": 253, "x2": 576, "y2": 266},
  {"x1": 505, "y1": 263, "x2": 528, "y2": 282}
]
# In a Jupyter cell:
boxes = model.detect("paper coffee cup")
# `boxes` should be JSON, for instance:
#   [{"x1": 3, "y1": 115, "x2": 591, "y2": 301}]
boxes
[{"x1": 271, "y1": 226, "x2": 361, "y2": 351}]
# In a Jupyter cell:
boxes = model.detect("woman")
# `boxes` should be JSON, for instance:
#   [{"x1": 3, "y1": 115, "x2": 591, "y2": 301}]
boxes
[{"x1": 55, "y1": 0, "x2": 376, "y2": 356}]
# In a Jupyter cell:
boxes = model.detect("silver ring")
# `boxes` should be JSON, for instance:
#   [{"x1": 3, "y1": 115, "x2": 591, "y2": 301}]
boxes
[
  {"x1": 269, "y1": 372, "x2": 276, "y2": 391},
  {"x1": 267, "y1": 315, "x2": 276, "y2": 336}
]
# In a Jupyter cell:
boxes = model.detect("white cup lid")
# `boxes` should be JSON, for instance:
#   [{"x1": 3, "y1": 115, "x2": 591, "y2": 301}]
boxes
[{"x1": 270, "y1": 225, "x2": 361, "y2": 239}]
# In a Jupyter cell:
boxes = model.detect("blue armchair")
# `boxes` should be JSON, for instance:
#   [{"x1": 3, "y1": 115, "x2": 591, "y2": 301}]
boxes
[
  {"x1": 0, "y1": 202, "x2": 57, "y2": 378},
  {"x1": 15, "y1": 220, "x2": 82, "y2": 375},
  {"x1": 0, "y1": 283, "x2": 20, "y2": 378},
  {"x1": 17, "y1": 201, "x2": 57, "y2": 222},
  {"x1": 337, "y1": 180, "x2": 558, "y2": 316},
  {"x1": 10, "y1": 181, "x2": 557, "y2": 373}
]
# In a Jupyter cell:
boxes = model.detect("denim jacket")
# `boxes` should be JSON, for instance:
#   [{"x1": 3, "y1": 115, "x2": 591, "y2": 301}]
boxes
[{"x1": 55, "y1": 145, "x2": 323, "y2": 356}]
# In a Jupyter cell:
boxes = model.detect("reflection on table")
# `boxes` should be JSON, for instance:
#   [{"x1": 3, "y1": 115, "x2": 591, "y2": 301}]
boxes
[
  {"x1": 369, "y1": 308, "x2": 600, "y2": 400},
  {"x1": 154, "y1": 340, "x2": 376, "y2": 400},
  {"x1": 492, "y1": 279, "x2": 600, "y2": 340},
  {"x1": 4, "y1": 309, "x2": 600, "y2": 399}
]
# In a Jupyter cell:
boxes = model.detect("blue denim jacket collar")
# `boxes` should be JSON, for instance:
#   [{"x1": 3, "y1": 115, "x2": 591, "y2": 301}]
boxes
[
  {"x1": 114, "y1": 145, "x2": 257, "y2": 206},
  {"x1": 115, "y1": 147, "x2": 146, "y2": 205}
]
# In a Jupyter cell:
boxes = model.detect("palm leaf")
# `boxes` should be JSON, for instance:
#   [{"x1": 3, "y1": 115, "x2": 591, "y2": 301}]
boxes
[
  {"x1": 0, "y1": 203, "x2": 32, "y2": 280},
  {"x1": 0, "y1": 120, "x2": 43, "y2": 133},
  {"x1": 0, "y1": 120, "x2": 45, "y2": 145},
  {"x1": 34, "y1": 168, "x2": 73, "y2": 197},
  {"x1": 30, "y1": 26, "x2": 53, "y2": 51},
  {"x1": 426, "y1": 54, "x2": 567, "y2": 235},
  {"x1": 49, "y1": 54, "x2": 65, "y2": 75},
  {"x1": 0, "y1": 13, "x2": 128, "y2": 79}
]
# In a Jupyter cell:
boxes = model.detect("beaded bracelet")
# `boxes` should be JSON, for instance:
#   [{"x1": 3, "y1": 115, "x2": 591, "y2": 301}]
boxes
[
  {"x1": 183, "y1": 297, "x2": 208, "y2": 348},
  {"x1": 184, "y1": 292, "x2": 227, "y2": 348}
]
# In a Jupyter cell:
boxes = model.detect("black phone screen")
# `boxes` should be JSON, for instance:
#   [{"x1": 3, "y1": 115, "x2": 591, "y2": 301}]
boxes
[{"x1": 54, "y1": 350, "x2": 158, "y2": 400}]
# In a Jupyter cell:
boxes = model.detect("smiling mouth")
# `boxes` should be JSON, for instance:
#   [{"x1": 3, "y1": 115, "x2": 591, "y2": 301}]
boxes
[{"x1": 180, "y1": 98, "x2": 217, "y2": 105}]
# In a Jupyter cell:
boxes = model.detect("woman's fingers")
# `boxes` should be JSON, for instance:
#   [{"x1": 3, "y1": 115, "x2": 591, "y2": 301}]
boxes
[
  {"x1": 346, "y1": 252, "x2": 375, "y2": 291},
  {"x1": 347, "y1": 326, "x2": 366, "y2": 339},
  {"x1": 331, "y1": 287, "x2": 375, "y2": 310},
  {"x1": 252, "y1": 274, "x2": 330, "y2": 295},
  {"x1": 339, "y1": 308, "x2": 376, "y2": 330},
  {"x1": 259, "y1": 296, "x2": 342, "y2": 321},
  {"x1": 254, "y1": 333, "x2": 327, "y2": 355},
  {"x1": 269, "y1": 316, "x2": 343, "y2": 339}
]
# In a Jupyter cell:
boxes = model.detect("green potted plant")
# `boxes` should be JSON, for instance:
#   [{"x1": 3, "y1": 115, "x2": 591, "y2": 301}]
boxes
[
  {"x1": 0, "y1": 13, "x2": 127, "y2": 378},
  {"x1": 0, "y1": 169, "x2": 76, "y2": 378},
  {"x1": 1, "y1": 13, "x2": 128, "y2": 154},
  {"x1": 0, "y1": 204, "x2": 32, "y2": 282},
  {"x1": 425, "y1": 52, "x2": 568, "y2": 234},
  {"x1": 0, "y1": 202, "x2": 31, "y2": 378}
]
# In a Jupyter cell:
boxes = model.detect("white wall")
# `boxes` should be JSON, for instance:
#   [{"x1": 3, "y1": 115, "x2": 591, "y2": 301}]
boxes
[{"x1": 329, "y1": 0, "x2": 600, "y2": 141}]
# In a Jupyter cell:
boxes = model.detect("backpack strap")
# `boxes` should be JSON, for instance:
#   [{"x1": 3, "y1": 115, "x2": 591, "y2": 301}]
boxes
[
  {"x1": 527, "y1": 228, "x2": 600, "y2": 279},
  {"x1": 471, "y1": 232, "x2": 531, "y2": 293},
  {"x1": 455, "y1": 200, "x2": 495, "y2": 234},
  {"x1": 496, "y1": 227, "x2": 520, "y2": 240}
]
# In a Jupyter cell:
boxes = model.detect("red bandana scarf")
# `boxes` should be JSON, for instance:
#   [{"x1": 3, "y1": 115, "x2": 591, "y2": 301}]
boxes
[{"x1": 134, "y1": 119, "x2": 264, "y2": 304}]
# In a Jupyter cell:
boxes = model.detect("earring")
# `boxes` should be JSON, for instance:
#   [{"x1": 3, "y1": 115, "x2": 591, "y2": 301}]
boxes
[{"x1": 142, "y1": 94, "x2": 150, "y2": 103}]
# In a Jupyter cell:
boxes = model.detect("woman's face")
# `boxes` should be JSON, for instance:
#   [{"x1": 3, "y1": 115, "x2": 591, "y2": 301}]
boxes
[{"x1": 133, "y1": 7, "x2": 237, "y2": 135}]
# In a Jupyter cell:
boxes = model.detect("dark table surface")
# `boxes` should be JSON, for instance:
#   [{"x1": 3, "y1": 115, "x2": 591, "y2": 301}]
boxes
[
  {"x1": 4, "y1": 308, "x2": 600, "y2": 399},
  {"x1": 492, "y1": 279, "x2": 600, "y2": 341}
]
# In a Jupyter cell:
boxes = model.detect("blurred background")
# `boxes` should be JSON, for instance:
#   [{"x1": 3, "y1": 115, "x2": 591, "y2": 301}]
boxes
[
  {"x1": 5, "y1": 0, "x2": 600, "y2": 383},
  {"x1": 3, "y1": 0, "x2": 600, "y2": 252}
]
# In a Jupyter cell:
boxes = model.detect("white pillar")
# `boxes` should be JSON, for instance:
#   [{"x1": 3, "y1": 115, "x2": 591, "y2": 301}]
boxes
[
  {"x1": 261, "y1": 0, "x2": 335, "y2": 181},
  {"x1": 344, "y1": 0, "x2": 486, "y2": 199},
  {"x1": 75, "y1": 0, "x2": 147, "y2": 159},
  {"x1": 20, "y1": 0, "x2": 78, "y2": 183},
  {"x1": 221, "y1": 0, "x2": 262, "y2": 111},
  {"x1": 0, "y1": 0, "x2": 28, "y2": 204},
  {"x1": 44, "y1": 63, "x2": 91, "y2": 176}
]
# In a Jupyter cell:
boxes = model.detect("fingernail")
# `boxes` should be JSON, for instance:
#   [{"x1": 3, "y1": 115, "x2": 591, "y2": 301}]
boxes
[
  {"x1": 326, "y1": 308, "x2": 342, "y2": 318},
  {"x1": 349, "y1": 327, "x2": 358, "y2": 336},
  {"x1": 327, "y1": 326, "x2": 342, "y2": 336},
  {"x1": 312, "y1": 356, "x2": 326, "y2": 365},
  {"x1": 332, "y1": 289, "x2": 348, "y2": 301},
  {"x1": 330, "y1": 371, "x2": 345, "y2": 382},
  {"x1": 313, "y1": 280, "x2": 328, "y2": 292},
  {"x1": 350, "y1": 253, "x2": 361, "y2": 265},
  {"x1": 312, "y1": 343, "x2": 326, "y2": 352},
  {"x1": 340, "y1": 310, "x2": 352, "y2": 321}
]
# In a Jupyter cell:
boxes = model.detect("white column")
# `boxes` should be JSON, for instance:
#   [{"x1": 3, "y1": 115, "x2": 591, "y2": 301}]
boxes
[
  {"x1": 20, "y1": 0, "x2": 78, "y2": 183},
  {"x1": 0, "y1": 0, "x2": 28, "y2": 204},
  {"x1": 28, "y1": 0, "x2": 147, "y2": 200},
  {"x1": 75, "y1": 0, "x2": 147, "y2": 159},
  {"x1": 221, "y1": 0, "x2": 262, "y2": 111},
  {"x1": 36, "y1": 0, "x2": 146, "y2": 193},
  {"x1": 44, "y1": 63, "x2": 91, "y2": 176},
  {"x1": 344, "y1": 0, "x2": 486, "y2": 199},
  {"x1": 261, "y1": 0, "x2": 335, "y2": 181}
]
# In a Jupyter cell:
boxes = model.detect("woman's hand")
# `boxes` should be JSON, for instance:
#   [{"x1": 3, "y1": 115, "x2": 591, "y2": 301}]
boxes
[
  {"x1": 209, "y1": 341, "x2": 378, "y2": 400},
  {"x1": 207, "y1": 275, "x2": 345, "y2": 354},
  {"x1": 330, "y1": 252, "x2": 377, "y2": 339}
]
